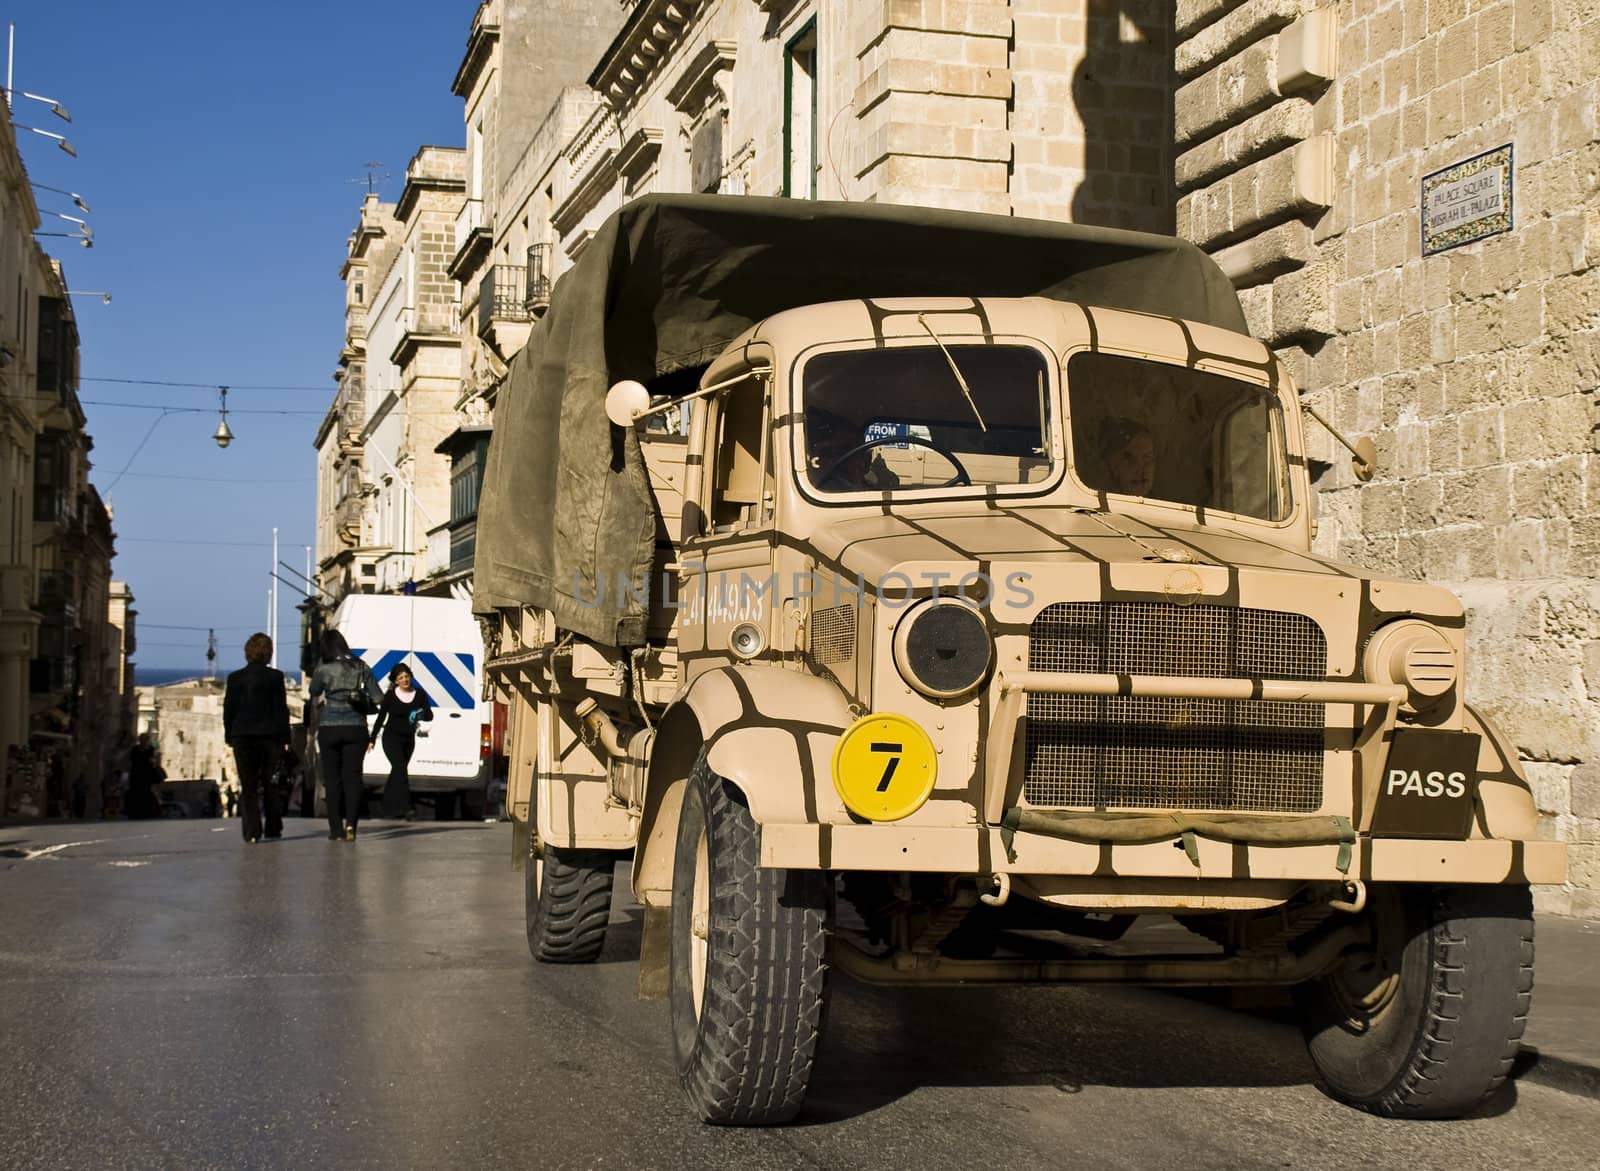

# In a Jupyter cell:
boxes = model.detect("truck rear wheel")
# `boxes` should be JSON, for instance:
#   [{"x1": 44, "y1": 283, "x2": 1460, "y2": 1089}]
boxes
[
  {"x1": 669, "y1": 756, "x2": 829, "y2": 1125},
  {"x1": 1294, "y1": 883, "x2": 1533, "y2": 1118},
  {"x1": 525, "y1": 842, "x2": 617, "y2": 963}
]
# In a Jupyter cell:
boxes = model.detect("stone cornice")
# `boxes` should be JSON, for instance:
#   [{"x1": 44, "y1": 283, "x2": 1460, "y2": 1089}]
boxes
[
  {"x1": 616, "y1": 126, "x2": 664, "y2": 183},
  {"x1": 451, "y1": 2, "x2": 501, "y2": 97},
  {"x1": 396, "y1": 172, "x2": 466, "y2": 222},
  {"x1": 666, "y1": 38, "x2": 737, "y2": 118},
  {"x1": 590, "y1": 0, "x2": 702, "y2": 108},
  {"x1": 553, "y1": 106, "x2": 618, "y2": 236}
]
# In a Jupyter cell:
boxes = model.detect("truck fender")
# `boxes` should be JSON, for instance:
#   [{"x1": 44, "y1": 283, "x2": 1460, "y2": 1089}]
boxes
[
  {"x1": 1465, "y1": 704, "x2": 1538, "y2": 840},
  {"x1": 631, "y1": 665, "x2": 853, "y2": 905}
]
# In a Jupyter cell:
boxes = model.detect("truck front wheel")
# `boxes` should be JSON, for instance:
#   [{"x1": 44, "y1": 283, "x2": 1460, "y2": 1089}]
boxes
[
  {"x1": 525, "y1": 841, "x2": 617, "y2": 963},
  {"x1": 669, "y1": 756, "x2": 829, "y2": 1125},
  {"x1": 1294, "y1": 883, "x2": 1533, "y2": 1118}
]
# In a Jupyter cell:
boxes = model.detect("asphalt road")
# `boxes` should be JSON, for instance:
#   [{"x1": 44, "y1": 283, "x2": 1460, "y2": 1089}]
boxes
[{"x1": 0, "y1": 820, "x2": 1593, "y2": 1171}]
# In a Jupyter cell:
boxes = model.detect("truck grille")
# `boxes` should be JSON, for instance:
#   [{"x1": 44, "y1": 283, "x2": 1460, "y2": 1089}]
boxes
[{"x1": 1023, "y1": 602, "x2": 1326, "y2": 812}]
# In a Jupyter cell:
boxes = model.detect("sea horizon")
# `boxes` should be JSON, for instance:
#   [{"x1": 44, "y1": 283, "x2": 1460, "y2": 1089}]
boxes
[{"x1": 135, "y1": 665, "x2": 303, "y2": 688}]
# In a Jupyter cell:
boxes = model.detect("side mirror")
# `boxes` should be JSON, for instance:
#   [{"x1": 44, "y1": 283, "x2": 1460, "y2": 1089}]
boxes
[
  {"x1": 605, "y1": 380, "x2": 650, "y2": 427},
  {"x1": 1351, "y1": 436, "x2": 1377, "y2": 482}
]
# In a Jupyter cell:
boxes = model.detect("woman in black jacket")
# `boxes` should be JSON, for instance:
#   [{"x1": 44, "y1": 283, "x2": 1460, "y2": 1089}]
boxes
[
  {"x1": 222, "y1": 632, "x2": 291, "y2": 843},
  {"x1": 370, "y1": 663, "x2": 433, "y2": 819},
  {"x1": 308, "y1": 629, "x2": 383, "y2": 841}
]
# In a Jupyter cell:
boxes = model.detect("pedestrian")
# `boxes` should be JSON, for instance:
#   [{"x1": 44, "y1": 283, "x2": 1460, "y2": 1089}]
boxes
[
  {"x1": 369, "y1": 663, "x2": 433, "y2": 820},
  {"x1": 126, "y1": 733, "x2": 165, "y2": 820},
  {"x1": 308, "y1": 628, "x2": 381, "y2": 842},
  {"x1": 223, "y1": 632, "x2": 292, "y2": 844}
]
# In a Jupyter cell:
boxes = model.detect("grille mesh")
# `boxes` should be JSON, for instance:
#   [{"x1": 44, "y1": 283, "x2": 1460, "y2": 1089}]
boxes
[
  {"x1": 1023, "y1": 602, "x2": 1326, "y2": 811},
  {"x1": 811, "y1": 605, "x2": 857, "y2": 664}
]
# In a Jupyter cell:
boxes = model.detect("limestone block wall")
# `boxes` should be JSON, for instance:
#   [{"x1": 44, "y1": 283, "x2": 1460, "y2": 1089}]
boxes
[
  {"x1": 1011, "y1": 0, "x2": 1173, "y2": 230},
  {"x1": 1177, "y1": 0, "x2": 1600, "y2": 912},
  {"x1": 850, "y1": 0, "x2": 1014, "y2": 212}
]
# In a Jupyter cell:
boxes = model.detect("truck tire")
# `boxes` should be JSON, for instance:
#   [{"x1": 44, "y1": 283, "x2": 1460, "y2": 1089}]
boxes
[
  {"x1": 1294, "y1": 883, "x2": 1533, "y2": 1118},
  {"x1": 669, "y1": 756, "x2": 829, "y2": 1126},
  {"x1": 525, "y1": 843, "x2": 616, "y2": 963}
]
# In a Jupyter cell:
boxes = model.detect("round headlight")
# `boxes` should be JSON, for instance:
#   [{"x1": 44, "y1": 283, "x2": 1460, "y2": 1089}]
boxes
[
  {"x1": 893, "y1": 598, "x2": 992, "y2": 699},
  {"x1": 1364, "y1": 619, "x2": 1459, "y2": 712},
  {"x1": 730, "y1": 621, "x2": 766, "y2": 660}
]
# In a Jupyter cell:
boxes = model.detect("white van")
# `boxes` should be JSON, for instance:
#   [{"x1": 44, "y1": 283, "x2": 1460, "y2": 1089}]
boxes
[{"x1": 328, "y1": 594, "x2": 488, "y2": 816}]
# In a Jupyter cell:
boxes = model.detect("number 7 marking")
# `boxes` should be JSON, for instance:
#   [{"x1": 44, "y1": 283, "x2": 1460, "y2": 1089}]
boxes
[{"x1": 870, "y1": 741, "x2": 903, "y2": 792}]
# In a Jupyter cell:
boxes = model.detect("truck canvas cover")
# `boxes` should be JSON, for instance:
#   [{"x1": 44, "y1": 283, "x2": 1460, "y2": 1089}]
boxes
[{"x1": 473, "y1": 194, "x2": 1247, "y2": 646}]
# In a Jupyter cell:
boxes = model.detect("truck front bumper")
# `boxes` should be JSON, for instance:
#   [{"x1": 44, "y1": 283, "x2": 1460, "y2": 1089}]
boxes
[{"x1": 758, "y1": 821, "x2": 1566, "y2": 885}]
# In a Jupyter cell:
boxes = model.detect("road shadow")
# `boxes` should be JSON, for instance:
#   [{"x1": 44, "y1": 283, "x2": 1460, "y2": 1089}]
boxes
[
  {"x1": 799, "y1": 973, "x2": 1527, "y2": 1124},
  {"x1": 598, "y1": 905, "x2": 645, "y2": 965}
]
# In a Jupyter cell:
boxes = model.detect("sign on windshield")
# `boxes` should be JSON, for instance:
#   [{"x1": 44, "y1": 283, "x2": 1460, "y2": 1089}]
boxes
[{"x1": 801, "y1": 344, "x2": 1053, "y2": 494}]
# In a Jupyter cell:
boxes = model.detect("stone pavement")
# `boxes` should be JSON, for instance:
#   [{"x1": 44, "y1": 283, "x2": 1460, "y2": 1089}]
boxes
[{"x1": 1520, "y1": 913, "x2": 1600, "y2": 1099}]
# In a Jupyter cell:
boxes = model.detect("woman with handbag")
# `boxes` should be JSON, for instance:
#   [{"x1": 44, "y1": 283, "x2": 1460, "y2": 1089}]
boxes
[
  {"x1": 308, "y1": 629, "x2": 382, "y2": 841},
  {"x1": 369, "y1": 663, "x2": 433, "y2": 819}
]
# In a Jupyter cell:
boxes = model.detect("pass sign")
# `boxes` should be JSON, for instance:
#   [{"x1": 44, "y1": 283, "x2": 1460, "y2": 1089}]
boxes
[
  {"x1": 832, "y1": 712, "x2": 938, "y2": 822},
  {"x1": 1369, "y1": 728, "x2": 1481, "y2": 839}
]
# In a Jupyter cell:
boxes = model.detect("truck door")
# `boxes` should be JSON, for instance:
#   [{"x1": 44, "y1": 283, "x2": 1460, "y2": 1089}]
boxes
[{"x1": 679, "y1": 368, "x2": 776, "y2": 680}]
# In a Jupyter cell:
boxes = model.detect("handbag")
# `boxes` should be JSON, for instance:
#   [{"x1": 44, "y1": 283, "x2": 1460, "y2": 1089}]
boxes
[{"x1": 331, "y1": 659, "x2": 380, "y2": 715}]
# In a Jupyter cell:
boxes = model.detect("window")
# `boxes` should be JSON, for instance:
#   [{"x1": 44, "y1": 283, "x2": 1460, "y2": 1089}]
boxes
[
  {"x1": 353, "y1": 282, "x2": 365, "y2": 305},
  {"x1": 470, "y1": 119, "x2": 484, "y2": 200},
  {"x1": 800, "y1": 345, "x2": 1053, "y2": 495},
  {"x1": 449, "y1": 435, "x2": 490, "y2": 524},
  {"x1": 32, "y1": 433, "x2": 67, "y2": 522},
  {"x1": 1065, "y1": 351, "x2": 1291, "y2": 521},
  {"x1": 784, "y1": 22, "x2": 819, "y2": 199},
  {"x1": 710, "y1": 375, "x2": 772, "y2": 529}
]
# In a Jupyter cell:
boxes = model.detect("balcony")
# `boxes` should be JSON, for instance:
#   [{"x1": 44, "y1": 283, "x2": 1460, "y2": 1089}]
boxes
[
  {"x1": 450, "y1": 198, "x2": 492, "y2": 279},
  {"x1": 449, "y1": 518, "x2": 477, "y2": 574},
  {"x1": 477, "y1": 264, "x2": 531, "y2": 339},
  {"x1": 526, "y1": 243, "x2": 552, "y2": 311},
  {"x1": 391, "y1": 303, "x2": 462, "y2": 368},
  {"x1": 36, "y1": 571, "x2": 75, "y2": 617},
  {"x1": 334, "y1": 495, "x2": 364, "y2": 546}
]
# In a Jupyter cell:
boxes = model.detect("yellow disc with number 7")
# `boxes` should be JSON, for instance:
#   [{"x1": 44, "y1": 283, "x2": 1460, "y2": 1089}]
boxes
[{"x1": 832, "y1": 712, "x2": 938, "y2": 822}]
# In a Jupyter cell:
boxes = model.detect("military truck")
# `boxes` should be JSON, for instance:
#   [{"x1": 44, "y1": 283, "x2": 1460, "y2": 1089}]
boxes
[{"x1": 475, "y1": 196, "x2": 1562, "y2": 1126}]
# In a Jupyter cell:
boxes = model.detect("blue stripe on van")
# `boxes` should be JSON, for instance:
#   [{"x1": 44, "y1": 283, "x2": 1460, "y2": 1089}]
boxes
[{"x1": 415, "y1": 651, "x2": 474, "y2": 708}]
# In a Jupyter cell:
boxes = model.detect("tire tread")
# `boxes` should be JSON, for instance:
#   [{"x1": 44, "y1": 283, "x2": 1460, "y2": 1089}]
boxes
[
  {"x1": 528, "y1": 846, "x2": 616, "y2": 964},
  {"x1": 677, "y1": 760, "x2": 828, "y2": 1125}
]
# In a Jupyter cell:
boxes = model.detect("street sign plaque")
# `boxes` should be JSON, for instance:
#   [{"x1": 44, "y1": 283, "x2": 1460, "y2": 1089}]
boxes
[{"x1": 1421, "y1": 144, "x2": 1513, "y2": 255}]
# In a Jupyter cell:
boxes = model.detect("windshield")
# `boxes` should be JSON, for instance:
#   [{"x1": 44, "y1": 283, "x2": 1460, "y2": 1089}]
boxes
[
  {"x1": 801, "y1": 344, "x2": 1053, "y2": 494},
  {"x1": 1066, "y1": 351, "x2": 1292, "y2": 521}
]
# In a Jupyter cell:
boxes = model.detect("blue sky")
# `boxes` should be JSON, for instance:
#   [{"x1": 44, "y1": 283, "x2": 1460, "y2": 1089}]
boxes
[{"x1": 10, "y1": 1, "x2": 472, "y2": 673}]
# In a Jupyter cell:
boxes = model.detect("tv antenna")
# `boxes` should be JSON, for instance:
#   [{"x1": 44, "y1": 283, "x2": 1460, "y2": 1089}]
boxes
[{"x1": 348, "y1": 161, "x2": 390, "y2": 195}]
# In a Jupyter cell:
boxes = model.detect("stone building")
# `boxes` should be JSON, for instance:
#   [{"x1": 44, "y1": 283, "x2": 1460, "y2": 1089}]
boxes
[
  {"x1": 317, "y1": 149, "x2": 467, "y2": 605},
  {"x1": 0, "y1": 115, "x2": 50, "y2": 785},
  {"x1": 316, "y1": 193, "x2": 401, "y2": 604},
  {"x1": 434, "y1": 0, "x2": 626, "y2": 596},
  {"x1": 1171, "y1": 0, "x2": 1598, "y2": 913},
  {"x1": 0, "y1": 109, "x2": 118, "y2": 815}
]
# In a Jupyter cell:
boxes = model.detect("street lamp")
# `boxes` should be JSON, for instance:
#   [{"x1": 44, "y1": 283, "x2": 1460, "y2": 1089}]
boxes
[
  {"x1": 31, "y1": 183, "x2": 88, "y2": 212},
  {"x1": 67, "y1": 290, "x2": 112, "y2": 304},
  {"x1": 34, "y1": 229, "x2": 91, "y2": 248},
  {"x1": 213, "y1": 386, "x2": 233, "y2": 449},
  {"x1": 4, "y1": 88, "x2": 69, "y2": 121},
  {"x1": 40, "y1": 209, "x2": 90, "y2": 233},
  {"x1": 13, "y1": 122, "x2": 75, "y2": 156}
]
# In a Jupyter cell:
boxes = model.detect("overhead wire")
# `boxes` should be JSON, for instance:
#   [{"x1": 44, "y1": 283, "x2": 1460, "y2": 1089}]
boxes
[{"x1": 80, "y1": 376, "x2": 331, "y2": 391}]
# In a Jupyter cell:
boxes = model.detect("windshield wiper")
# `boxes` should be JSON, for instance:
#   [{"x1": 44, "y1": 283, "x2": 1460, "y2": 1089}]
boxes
[{"x1": 917, "y1": 313, "x2": 987, "y2": 432}]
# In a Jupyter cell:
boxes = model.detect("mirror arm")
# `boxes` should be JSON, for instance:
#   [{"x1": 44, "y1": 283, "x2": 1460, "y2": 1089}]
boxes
[
  {"x1": 1300, "y1": 400, "x2": 1377, "y2": 482},
  {"x1": 624, "y1": 367, "x2": 772, "y2": 424}
]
